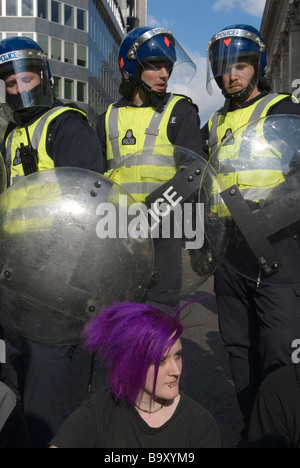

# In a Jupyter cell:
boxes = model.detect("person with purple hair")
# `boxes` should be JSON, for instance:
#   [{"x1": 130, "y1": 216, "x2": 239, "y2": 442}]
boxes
[{"x1": 49, "y1": 302, "x2": 221, "y2": 448}]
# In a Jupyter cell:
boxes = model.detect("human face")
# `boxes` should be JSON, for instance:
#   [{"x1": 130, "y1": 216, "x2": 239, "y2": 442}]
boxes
[
  {"x1": 140, "y1": 61, "x2": 170, "y2": 93},
  {"x1": 4, "y1": 71, "x2": 41, "y2": 95},
  {"x1": 144, "y1": 338, "x2": 183, "y2": 403},
  {"x1": 222, "y1": 61, "x2": 255, "y2": 97}
]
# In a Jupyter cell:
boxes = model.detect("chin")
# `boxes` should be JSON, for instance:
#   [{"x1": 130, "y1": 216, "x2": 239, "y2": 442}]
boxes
[{"x1": 161, "y1": 386, "x2": 180, "y2": 401}]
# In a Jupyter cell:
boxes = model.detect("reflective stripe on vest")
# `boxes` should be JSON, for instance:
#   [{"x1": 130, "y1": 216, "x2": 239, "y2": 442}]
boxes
[
  {"x1": 207, "y1": 94, "x2": 300, "y2": 216},
  {"x1": 105, "y1": 95, "x2": 187, "y2": 202},
  {"x1": 105, "y1": 94, "x2": 184, "y2": 169},
  {"x1": 6, "y1": 106, "x2": 86, "y2": 185},
  {"x1": 208, "y1": 94, "x2": 298, "y2": 156}
]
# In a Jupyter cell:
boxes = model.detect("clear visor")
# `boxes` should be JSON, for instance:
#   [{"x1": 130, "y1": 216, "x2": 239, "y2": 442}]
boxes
[
  {"x1": 206, "y1": 38, "x2": 260, "y2": 95},
  {"x1": 136, "y1": 35, "x2": 196, "y2": 86},
  {"x1": 0, "y1": 50, "x2": 53, "y2": 114}
]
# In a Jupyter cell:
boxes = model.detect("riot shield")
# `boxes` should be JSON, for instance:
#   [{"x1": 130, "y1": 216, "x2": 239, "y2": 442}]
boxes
[
  {"x1": 107, "y1": 144, "x2": 229, "y2": 299},
  {"x1": 0, "y1": 168, "x2": 153, "y2": 344},
  {"x1": 0, "y1": 149, "x2": 6, "y2": 194},
  {"x1": 201, "y1": 114, "x2": 300, "y2": 285}
]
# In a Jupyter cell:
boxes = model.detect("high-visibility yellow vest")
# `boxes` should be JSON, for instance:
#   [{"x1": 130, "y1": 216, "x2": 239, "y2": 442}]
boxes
[
  {"x1": 208, "y1": 94, "x2": 299, "y2": 156},
  {"x1": 208, "y1": 94, "x2": 299, "y2": 216},
  {"x1": 105, "y1": 94, "x2": 188, "y2": 203},
  {"x1": 5, "y1": 106, "x2": 86, "y2": 186}
]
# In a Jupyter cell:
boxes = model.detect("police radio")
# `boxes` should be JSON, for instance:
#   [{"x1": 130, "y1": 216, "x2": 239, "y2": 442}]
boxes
[
  {"x1": 19, "y1": 142, "x2": 38, "y2": 175},
  {"x1": 19, "y1": 126, "x2": 39, "y2": 176}
]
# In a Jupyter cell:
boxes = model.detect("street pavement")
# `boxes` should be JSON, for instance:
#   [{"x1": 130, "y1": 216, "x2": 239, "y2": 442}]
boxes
[
  {"x1": 178, "y1": 276, "x2": 243, "y2": 448},
  {"x1": 75, "y1": 275, "x2": 243, "y2": 449}
]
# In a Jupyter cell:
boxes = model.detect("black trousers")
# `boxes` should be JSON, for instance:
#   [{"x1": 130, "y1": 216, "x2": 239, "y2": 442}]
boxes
[
  {"x1": 2, "y1": 328, "x2": 92, "y2": 447},
  {"x1": 214, "y1": 262, "x2": 300, "y2": 438}
]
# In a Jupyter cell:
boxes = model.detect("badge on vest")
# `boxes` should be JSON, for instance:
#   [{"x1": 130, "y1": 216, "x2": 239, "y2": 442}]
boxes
[
  {"x1": 122, "y1": 129, "x2": 136, "y2": 146},
  {"x1": 13, "y1": 148, "x2": 22, "y2": 166},
  {"x1": 221, "y1": 128, "x2": 235, "y2": 145}
]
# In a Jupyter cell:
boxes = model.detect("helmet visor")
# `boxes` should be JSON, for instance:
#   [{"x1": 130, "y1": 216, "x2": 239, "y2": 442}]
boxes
[
  {"x1": 0, "y1": 49, "x2": 54, "y2": 113},
  {"x1": 206, "y1": 29, "x2": 263, "y2": 95},
  {"x1": 130, "y1": 28, "x2": 196, "y2": 85}
]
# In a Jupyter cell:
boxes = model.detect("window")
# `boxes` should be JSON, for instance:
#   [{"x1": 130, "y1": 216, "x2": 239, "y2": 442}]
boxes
[
  {"x1": 22, "y1": 0, "x2": 33, "y2": 16},
  {"x1": 64, "y1": 42, "x2": 74, "y2": 64},
  {"x1": 6, "y1": 32, "x2": 20, "y2": 38},
  {"x1": 77, "y1": 82, "x2": 86, "y2": 102},
  {"x1": 53, "y1": 76, "x2": 61, "y2": 98},
  {"x1": 37, "y1": 34, "x2": 48, "y2": 55},
  {"x1": 77, "y1": 9, "x2": 86, "y2": 31},
  {"x1": 65, "y1": 79, "x2": 74, "y2": 100},
  {"x1": 6, "y1": 0, "x2": 18, "y2": 16},
  {"x1": 38, "y1": 0, "x2": 48, "y2": 19},
  {"x1": 51, "y1": 38, "x2": 61, "y2": 61},
  {"x1": 51, "y1": 0, "x2": 61, "y2": 23},
  {"x1": 64, "y1": 4, "x2": 74, "y2": 27},
  {"x1": 77, "y1": 45, "x2": 87, "y2": 67},
  {"x1": 21, "y1": 32, "x2": 34, "y2": 40}
]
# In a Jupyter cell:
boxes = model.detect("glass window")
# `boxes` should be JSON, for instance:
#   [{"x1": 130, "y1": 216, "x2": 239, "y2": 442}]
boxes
[
  {"x1": 77, "y1": 45, "x2": 87, "y2": 67},
  {"x1": 37, "y1": 34, "x2": 48, "y2": 55},
  {"x1": 38, "y1": 0, "x2": 48, "y2": 19},
  {"x1": 22, "y1": 0, "x2": 33, "y2": 16},
  {"x1": 6, "y1": 32, "x2": 20, "y2": 38},
  {"x1": 65, "y1": 79, "x2": 74, "y2": 100},
  {"x1": 77, "y1": 9, "x2": 86, "y2": 31},
  {"x1": 53, "y1": 76, "x2": 61, "y2": 98},
  {"x1": 21, "y1": 32, "x2": 34, "y2": 40},
  {"x1": 77, "y1": 82, "x2": 86, "y2": 103},
  {"x1": 64, "y1": 4, "x2": 74, "y2": 27},
  {"x1": 51, "y1": 0, "x2": 61, "y2": 23},
  {"x1": 6, "y1": 0, "x2": 18, "y2": 16},
  {"x1": 51, "y1": 38, "x2": 61, "y2": 61},
  {"x1": 64, "y1": 42, "x2": 74, "y2": 65}
]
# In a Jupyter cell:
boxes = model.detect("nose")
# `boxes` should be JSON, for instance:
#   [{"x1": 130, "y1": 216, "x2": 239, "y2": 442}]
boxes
[
  {"x1": 168, "y1": 358, "x2": 181, "y2": 376},
  {"x1": 228, "y1": 65, "x2": 239, "y2": 80},
  {"x1": 159, "y1": 66, "x2": 170, "y2": 78}
]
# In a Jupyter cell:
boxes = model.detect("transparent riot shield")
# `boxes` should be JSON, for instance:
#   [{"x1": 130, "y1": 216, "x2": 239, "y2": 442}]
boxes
[
  {"x1": 0, "y1": 150, "x2": 6, "y2": 195},
  {"x1": 0, "y1": 168, "x2": 153, "y2": 344},
  {"x1": 201, "y1": 114, "x2": 300, "y2": 285},
  {"x1": 107, "y1": 145, "x2": 229, "y2": 300}
]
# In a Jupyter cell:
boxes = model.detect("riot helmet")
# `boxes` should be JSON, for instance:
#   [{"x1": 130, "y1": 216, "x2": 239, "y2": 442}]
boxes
[
  {"x1": 206, "y1": 24, "x2": 268, "y2": 101},
  {"x1": 0, "y1": 36, "x2": 54, "y2": 119},
  {"x1": 118, "y1": 27, "x2": 196, "y2": 109}
]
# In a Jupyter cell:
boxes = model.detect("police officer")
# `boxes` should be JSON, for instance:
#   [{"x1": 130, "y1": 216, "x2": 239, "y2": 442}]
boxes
[
  {"x1": 0, "y1": 36, "x2": 103, "y2": 447},
  {"x1": 202, "y1": 24, "x2": 300, "y2": 445},
  {"x1": 97, "y1": 26, "x2": 207, "y2": 312}
]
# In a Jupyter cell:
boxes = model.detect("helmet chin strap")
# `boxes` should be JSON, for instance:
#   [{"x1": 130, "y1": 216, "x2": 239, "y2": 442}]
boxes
[{"x1": 138, "y1": 79, "x2": 166, "y2": 112}]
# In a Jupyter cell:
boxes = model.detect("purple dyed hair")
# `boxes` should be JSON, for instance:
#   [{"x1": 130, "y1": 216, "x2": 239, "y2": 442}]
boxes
[{"x1": 82, "y1": 302, "x2": 184, "y2": 406}]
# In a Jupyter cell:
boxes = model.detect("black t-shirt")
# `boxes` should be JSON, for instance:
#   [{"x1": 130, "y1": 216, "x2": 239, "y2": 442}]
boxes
[
  {"x1": 248, "y1": 364, "x2": 300, "y2": 448},
  {"x1": 50, "y1": 391, "x2": 221, "y2": 448}
]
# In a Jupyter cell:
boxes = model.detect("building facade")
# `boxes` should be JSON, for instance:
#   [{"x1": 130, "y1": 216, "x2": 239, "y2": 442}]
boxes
[
  {"x1": 0, "y1": 0, "x2": 147, "y2": 124},
  {"x1": 261, "y1": 0, "x2": 300, "y2": 99}
]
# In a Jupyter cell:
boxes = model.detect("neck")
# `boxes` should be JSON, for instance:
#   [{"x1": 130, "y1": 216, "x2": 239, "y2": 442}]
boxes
[
  {"x1": 232, "y1": 87, "x2": 261, "y2": 109},
  {"x1": 135, "y1": 392, "x2": 167, "y2": 413},
  {"x1": 135, "y1": 399, "x2": 167, "y2": 414},
  {"x1": 131, "y1": 86, "x2": 148, "y2": 106}
]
